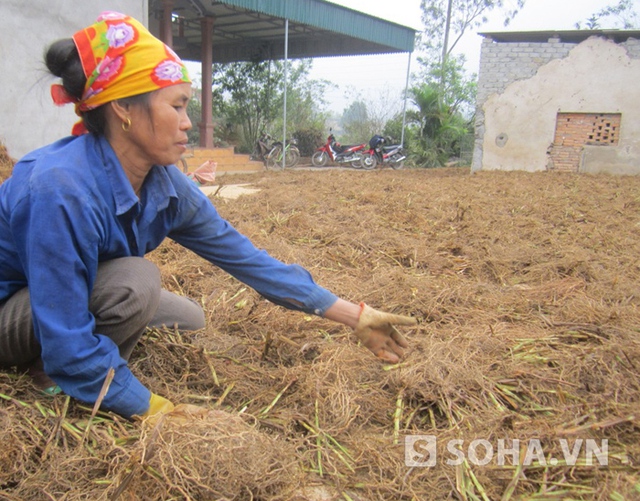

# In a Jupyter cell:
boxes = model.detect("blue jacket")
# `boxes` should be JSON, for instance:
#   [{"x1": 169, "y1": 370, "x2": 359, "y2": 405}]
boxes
[{"x1": 0, "y1": 134, "x2": 337, "y2": 417}]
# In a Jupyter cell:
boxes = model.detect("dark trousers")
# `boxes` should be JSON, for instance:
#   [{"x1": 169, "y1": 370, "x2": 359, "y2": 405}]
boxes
[{"x1": 0, "y1": 257, "x2": 205, "y2": 368}]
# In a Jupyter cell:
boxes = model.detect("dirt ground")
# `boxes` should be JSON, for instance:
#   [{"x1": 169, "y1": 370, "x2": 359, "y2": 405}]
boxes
[{"x1": 1, "y1": 161, "x2": 639, "y2": 500}]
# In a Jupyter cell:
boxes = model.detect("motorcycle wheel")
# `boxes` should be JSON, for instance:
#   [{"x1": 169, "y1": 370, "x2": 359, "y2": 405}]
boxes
[
  {"x1": 285, "y1": 147, "x2": 300, "y2": 168},
  {"x1": 360, "y1": 152, "x2": 377, "y2": 170},
  {"x1": 350, "y1": 158, "x2": 363, "y2": 169},
  {"x1": 390, "y1": 152, "x2": 405, "y2": 170},
  {"x1": 311, "y1": 151, "x2": 328, "y2": 167}
]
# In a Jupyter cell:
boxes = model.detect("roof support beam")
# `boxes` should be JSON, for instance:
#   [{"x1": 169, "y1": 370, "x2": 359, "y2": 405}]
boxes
[
  {"x1": 401, "y1": 51, "x2": 412, "y2": 147},
  {"x1": 282, "y1": 18, "x2": 289, "y2": 169}
]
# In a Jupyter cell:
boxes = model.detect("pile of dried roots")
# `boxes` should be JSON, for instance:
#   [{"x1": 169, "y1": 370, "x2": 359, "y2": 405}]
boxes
[{"x1": 1, "y1": 164, "x2": 638, "y2": 500}]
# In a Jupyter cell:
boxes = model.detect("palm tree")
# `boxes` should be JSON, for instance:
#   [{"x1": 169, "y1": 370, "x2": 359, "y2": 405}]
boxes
[{"x1": 406, "y1": 83, "x2": 470, "y2": 167}]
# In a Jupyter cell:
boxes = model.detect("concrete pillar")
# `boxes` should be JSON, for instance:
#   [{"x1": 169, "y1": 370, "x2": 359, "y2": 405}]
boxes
[
  {"x1": 199, "y1": 16, "x2": 215, "y2": 148},
  {"x1": 160, "y1": 0, "x2": 174, "y2": 46}
]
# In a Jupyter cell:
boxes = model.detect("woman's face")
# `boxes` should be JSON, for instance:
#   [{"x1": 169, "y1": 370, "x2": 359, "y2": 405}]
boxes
[{"x1": 127, "y1": 83, "x2": 193, "y2": 167}]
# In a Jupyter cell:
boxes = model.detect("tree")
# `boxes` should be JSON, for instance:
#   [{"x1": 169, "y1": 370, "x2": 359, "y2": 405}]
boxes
[
  {"x1": 409, "y1": 0, "x2": 522, "y2": 167},
  {"x1": 416, "y1": 0, "x2": 523, "y2": 114},
  {"x1": 269, "y1": 59, "x2": 331, "y2": 154},
  {"x1": 419, "y1": 0, "x2": 526, "y2": 64},
  {"x1": 339, "y1": 84, "x2": 404, "y2": 143},
  {"x1": 575, "y1": 0, "x2": 639, "y2": 29},
  {"x1": 211, "y1": 59, "x2": 330, "y2": 153},
  {"x1": 211, "y1": 60, "x2": 281, "y2": 153},
  {"x1": 428, "y1": 56, "x2": 476, "y2": 119},
  {"x1": 419, "y1": 0, "x2": 525, "y2": 97},
  {"x1": 341, "y1": 100, "x2": 370, "y2": 143},
  {"x1": 405, "y1": 82, "x2": 471, "y2": 167},
  {"x1": 186, "y1": 93, "x2": 201, "y2": 146}
]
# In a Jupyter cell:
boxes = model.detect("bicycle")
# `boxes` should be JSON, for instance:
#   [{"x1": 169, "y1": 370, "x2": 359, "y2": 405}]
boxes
[{"x1": 265, "y1": 137, "x2": 300, "y2": 170}]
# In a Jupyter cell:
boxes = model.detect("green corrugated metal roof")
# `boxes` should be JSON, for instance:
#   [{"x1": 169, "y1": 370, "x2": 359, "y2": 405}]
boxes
[
  {"x1": 218, "y1": 0, "x2": 415, "y2": 52},
  {"x1": 152, "y1": 0, "x2": 416, "y2": 63}
]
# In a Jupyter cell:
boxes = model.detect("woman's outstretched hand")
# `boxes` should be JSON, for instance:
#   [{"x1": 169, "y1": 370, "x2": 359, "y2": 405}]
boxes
[{"x1": 353, "y1": 303, "x2": 417, "y2": 363}]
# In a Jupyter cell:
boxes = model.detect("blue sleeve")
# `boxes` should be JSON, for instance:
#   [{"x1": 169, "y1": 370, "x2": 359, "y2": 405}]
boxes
[
  {"x1": 167, "y1": 177, "x2": 338, "y2": 316},
  {"x1": 11, "y1": 167, "x2": 150, "y2": 418}
]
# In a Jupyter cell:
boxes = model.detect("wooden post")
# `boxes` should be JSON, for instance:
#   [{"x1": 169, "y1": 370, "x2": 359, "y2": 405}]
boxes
[
  {"x1": 199, "y1": 16, "x2": 215, "y2": 149},
  {"x1": 160, "y1": 0, "x2": 174, "y2": 47}
]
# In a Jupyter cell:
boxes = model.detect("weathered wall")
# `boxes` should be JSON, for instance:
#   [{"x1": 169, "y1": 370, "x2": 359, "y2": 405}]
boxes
[
  {"x1": 0, "y1": 0, "x2": 146, "y2": 160},
  {"x1": 474, "y1": 36, "x2": 575, "y2": 109},
  {"x1": 472, "y1": 36, "x2": 640, "y2": 174}
]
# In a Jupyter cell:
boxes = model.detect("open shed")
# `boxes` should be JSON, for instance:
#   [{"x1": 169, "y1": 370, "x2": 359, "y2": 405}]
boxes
[
  {"x1": 148, "y1": 0, "x2": 416, "y2": 149},
  {"x1": 0, "y1": 0, "x2": 416, "y2": 160},
  {"x1": 150, "y1": 0, "x2": 416, "y2": 62}
]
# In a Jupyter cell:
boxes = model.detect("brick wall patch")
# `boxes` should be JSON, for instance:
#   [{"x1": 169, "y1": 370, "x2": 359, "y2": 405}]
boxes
[{"x1": 547, "y1": 112, "x2": 621, "y2": 171}]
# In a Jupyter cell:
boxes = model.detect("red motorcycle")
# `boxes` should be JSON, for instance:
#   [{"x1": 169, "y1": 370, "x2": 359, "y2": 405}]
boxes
[
  {"x1": 360, "y1": 135, "x2": 406, "y2": 170},
  {"x1": 311, "y1": 130, "x2": 367, "y2": 168}
]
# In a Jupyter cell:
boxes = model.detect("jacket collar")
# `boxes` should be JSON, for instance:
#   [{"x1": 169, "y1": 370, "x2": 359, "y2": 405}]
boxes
[{"x1": 93, "y1": 135, "x2": 178, "y2": 216}]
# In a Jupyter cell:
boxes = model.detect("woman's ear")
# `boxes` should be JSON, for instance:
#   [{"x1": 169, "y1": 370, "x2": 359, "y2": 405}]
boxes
[{"x1": 109, "y1": 99, "x2": 131, "y2": 123}]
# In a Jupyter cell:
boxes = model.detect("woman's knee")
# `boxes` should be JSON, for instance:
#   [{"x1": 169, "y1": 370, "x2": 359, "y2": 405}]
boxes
[
  {"x1": 149, "y1": 290, "x2": 206, "y2": 331},
  {"x1": 91, "y1": 257, "x2": 162, "y2": 328}
]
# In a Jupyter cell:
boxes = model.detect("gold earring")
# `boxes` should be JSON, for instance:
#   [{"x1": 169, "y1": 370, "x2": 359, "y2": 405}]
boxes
[{"x1": 122, "y1": 117, "x2": 131, "y2": 132}]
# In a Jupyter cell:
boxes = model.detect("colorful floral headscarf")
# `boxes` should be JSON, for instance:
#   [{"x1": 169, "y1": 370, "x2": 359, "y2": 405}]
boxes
[{"x1": 51, "y1": 11, "x2": 191, "y2": 135}]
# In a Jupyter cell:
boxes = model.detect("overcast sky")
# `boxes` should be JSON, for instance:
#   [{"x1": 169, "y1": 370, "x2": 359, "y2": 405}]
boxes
[{"x1": 311, "y1": 0, "x2": 630, "y2": 113}]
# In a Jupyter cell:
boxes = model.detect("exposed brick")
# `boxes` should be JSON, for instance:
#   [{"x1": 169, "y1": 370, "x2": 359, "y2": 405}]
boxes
[{"x1": 548, "y1": 113, "x2": 621, "y2": 171}]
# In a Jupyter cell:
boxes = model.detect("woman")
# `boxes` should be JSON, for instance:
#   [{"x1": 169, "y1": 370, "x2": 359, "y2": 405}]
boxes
[{"x1": 0, "y1": 12, "x2": 416, "y2": 419}]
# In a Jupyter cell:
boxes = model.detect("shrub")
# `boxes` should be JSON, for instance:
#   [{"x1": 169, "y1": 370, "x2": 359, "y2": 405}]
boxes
[{"x1": 293, "y1": 127, "x2": 325, "y2": 157}]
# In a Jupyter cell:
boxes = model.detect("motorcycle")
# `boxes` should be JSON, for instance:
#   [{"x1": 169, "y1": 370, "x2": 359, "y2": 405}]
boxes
[
  {"x1": 360, "y1": 135, "x2": 406, "y2": 170},
  {"x1": 311, "y1": 130, "x2": 367, "y2": 168}
]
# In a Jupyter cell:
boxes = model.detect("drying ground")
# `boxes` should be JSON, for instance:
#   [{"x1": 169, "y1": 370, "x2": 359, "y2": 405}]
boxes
[{"x1": 1, "y1": 157, "x2": 639, "y2": 500}]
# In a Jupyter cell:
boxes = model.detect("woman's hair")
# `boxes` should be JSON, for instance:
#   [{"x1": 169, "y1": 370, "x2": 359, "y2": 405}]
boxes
[{"x1": 44, "y1": 39, "x2": 150, "y2": 136}]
